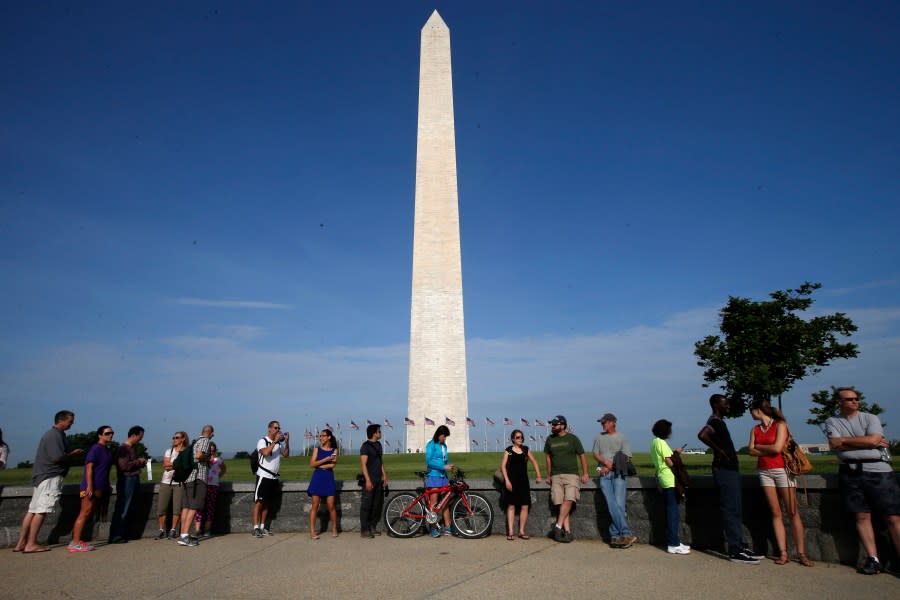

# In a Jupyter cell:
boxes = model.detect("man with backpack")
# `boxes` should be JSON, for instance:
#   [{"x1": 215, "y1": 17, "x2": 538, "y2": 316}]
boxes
[
  {"x1": 177, "y1": 424, "x2": 214, "y2": 547},
  {"x1": 252, "y1": 421, "x2": 289, "y2": 538}
]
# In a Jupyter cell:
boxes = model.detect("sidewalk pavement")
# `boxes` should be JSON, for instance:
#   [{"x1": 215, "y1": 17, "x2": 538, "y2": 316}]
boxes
[{"x1": 3, "y1": 532, "x2": 896, "y2": 599}]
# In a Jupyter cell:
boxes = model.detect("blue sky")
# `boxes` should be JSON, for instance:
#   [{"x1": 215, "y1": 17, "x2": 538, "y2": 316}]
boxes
[{"x1": 2, "y1": 1, "x2": 898, "y2": 461}]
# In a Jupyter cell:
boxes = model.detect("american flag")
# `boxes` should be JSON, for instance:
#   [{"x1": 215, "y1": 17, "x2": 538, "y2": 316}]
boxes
[
  {"x1": 325, "y1": 423, "x2": 334, "y2": 431},
  {"x1": 466, "y1": 417, "x2": 476, "y2": 427},
  {"x1": 471, "y1": 439, "x2": 479, "y2": 446},
  {"x1": 384, "y1": 418, "x2": 394, "y2": 429},
  {"x1": 503, "y1": 418, "x2": 513, "y2": 426},
  {"x1": 445, "y1": 417, "x2": 456, "y2": 426},
  {"x1": 304, "y1": 429, "x2": 314, "y2": 440},
  {"x1": 521, "y1": 418, "x2": 530, "y2": 427},
  {"x1": 366, "y1": 419, "x2": 374, "y2": 426},
  {"x1": 350, "y1": 421, "x2": 360, "y2": 431},
  {"x1": 485, "y1": 417, "x2": 495, "y2": 426},
  {"x1": 424, "y1": 417, "x2": 435, "y2": 426},
  {"x1": 384, "y1": 440, "x2": 391, "y2": 447},
  {"x1": 404, "y1": 417, "x2": 415, "y2": 426},
  {"x1": 535, "y1": 418, "x2": 546, "y2": 427},
  {"x1": 530, "y1": 435, "x2": 536, "y2": 441}
]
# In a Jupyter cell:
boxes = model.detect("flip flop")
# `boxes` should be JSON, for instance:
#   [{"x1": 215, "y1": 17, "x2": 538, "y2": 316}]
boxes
[
  {"x1": 506, "y1": 534, "x2": 514, "y2": 540},
  {"x1": 310, "y1": 534, "x2": 320, "y2": 540},
  {"x1": 12, "y1": 548, "x2": 23, "y2": 553},
  {"x1": 23, "y1": 547, "x2": 50, "y2": 553},
  {"x1": 518, "y1": 534, "x2": 530, "y2": 540}
]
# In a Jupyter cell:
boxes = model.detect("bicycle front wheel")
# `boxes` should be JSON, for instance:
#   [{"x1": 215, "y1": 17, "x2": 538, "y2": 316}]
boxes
[
  {"x1": 451, "y1": 493, "x2": 493, "y2": 538},
  {"x1": 383, "y1": 493, "x2": 425, "y2": 538}
]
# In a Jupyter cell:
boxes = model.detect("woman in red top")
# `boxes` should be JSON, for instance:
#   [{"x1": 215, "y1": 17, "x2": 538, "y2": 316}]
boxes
[{"x1": 748, "y1": 398, "x2": 813, "y2": 567}]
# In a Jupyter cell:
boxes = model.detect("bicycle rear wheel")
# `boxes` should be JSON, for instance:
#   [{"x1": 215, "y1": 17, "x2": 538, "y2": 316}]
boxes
[
  {"x1": 451, "y1": 493, "x2": 493, "y2": 538},
  {"x1": 383, "y1": 493, "x2": 425, "y2": 538}
]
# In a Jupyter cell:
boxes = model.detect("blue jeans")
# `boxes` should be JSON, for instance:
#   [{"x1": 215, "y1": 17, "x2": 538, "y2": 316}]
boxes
[
  {"x1": 109, "y1": 475, "x2": 140, "y2": 541},
  {"x1": 712, "y1": 467, "x2": 743, "y2": 554},
  {"x1": 662, "y1": 488, "x2": 680, "y2": 546},
  {"x1": 599, "y1": 473, "x2": 632, "y2": 538}
]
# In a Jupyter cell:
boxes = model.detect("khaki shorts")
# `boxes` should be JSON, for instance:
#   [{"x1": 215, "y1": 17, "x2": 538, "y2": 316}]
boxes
[
  {"x1": 28, "y1": 476, "x2": 64, "y2": 513},
  {"x1": 550, "y1": 473, "x2": 581, "y2": 505}
]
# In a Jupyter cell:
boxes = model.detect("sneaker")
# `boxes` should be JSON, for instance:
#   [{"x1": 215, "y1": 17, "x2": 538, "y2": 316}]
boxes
[
  {"x1": 361, "y1": 531, "x2": 374, "y2": 539},
  {"x1": 261, "y1": 528, "x2": 273, "y2": 536},
  {"x1": 858, "y1": 556, "x2": 883, "y2": 575},
  {"x1": 563, "y1": 530, "x2": 573, "y2": 543},
  {"x1": 155, "y1": 529, "x2": 167, "y2": 540},
  {"x1": 198, "y1": 532, "x2": 211, "y2": 539},
  {"x1": 252, "y1": 528, "x2": 263, "y2": 538},
  {"x1": 729, "y1": 551, "x2": 760, "y2": 564},
  {"x1": 177, "y1": 536, "x2": 198, "y2": 547},
  {"x1": 168, "y1": 529, "x2": 178, "y2": 539},
  {"x1": 619, "y1": 535, "x2": 637, "y2": 549},
  {"x1": 370, "y1": 529, "x2": 381, "y2": 536},
  {"x1": 430, "y1": 527, "x2": 441, "y2": 538},
  {"x1": 552, "y1": 526, "x2": 565, "y2": 542},
  {"x1": 741, "y1": 545, "x2": 765, "y2": 560},
  {"x1": 442, "y1": 527, "x2": 456, "y2": 537},
  {"x1": 67, "y1": 541, "x2": 94, "y2": 553},
  {"x1": 667, "y1": 544, "x2": 691, "y2": 555}
]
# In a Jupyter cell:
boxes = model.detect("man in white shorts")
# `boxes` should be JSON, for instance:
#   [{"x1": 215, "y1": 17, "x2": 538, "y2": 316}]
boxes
[{"x1": 14, "y1": 410, "x2": 84, "y2": 553}]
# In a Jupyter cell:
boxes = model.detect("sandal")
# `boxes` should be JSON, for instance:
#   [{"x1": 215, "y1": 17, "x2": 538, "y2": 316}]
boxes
[
  {"x1": 518, "y1": 534, "x2": 530, "y2": 540},
  {"x1": 774, "y1": 550, "x2": 789, "y2": 565},
  {"x1": 798, "y1": 554, "x2": 814, "y2": 567},
  {"x1": 506, "y1": 531, "x2": 515, "y2": 540}
]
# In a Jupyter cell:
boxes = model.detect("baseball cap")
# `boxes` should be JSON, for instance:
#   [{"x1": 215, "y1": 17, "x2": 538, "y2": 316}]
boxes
[
  {"x1": 549, "y1": 415, "x2": 567, "y2": 426},
  {"x1": 598, "y1": 413, "x2": 617, "y2": 423}
]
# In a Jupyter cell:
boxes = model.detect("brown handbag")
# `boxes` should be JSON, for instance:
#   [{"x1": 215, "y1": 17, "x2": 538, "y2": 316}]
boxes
[{"x1": 782, "y1": 428, "x2": 813, "y2": 475}]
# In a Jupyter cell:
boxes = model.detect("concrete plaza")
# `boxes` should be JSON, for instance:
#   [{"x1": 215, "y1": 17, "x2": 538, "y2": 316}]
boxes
[{"x1": 2, "y1": 532, "x2": 895, "y2": 599}]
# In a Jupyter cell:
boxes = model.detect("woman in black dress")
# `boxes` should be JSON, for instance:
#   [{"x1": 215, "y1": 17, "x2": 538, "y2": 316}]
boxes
[{"x1": 500, "y1": 429, "x2": 543, "y2": 539}]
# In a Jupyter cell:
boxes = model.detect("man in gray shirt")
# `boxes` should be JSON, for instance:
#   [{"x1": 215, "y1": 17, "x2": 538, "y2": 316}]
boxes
[
  {"x1": 592, "y1": 413, "x2": 636, "y2": 548},
  {"x1": 825, "y1": 387, "x2": 899, "y2": 575},
  {"x1": 14, "y1": 410, "x2": 85, "y2": 553}
]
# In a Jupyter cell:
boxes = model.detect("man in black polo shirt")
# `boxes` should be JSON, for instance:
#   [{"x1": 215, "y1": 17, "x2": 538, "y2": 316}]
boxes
[{"x1": 359, "y1": 424, "x2": 388, "y2": 538}]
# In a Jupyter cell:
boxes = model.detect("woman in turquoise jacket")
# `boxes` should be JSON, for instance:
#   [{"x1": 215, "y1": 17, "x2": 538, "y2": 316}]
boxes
[{"x1": 425, "y1": 425, "x2": 455, "y2": 537}]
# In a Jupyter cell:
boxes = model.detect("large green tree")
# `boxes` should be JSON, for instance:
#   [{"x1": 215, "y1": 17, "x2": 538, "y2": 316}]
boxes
[
  {"x1": 807, "y1": 386, "x2": 883, "y2": 430},
  {"x1": 694, "y1": 282, "x2": 858, "y2": 417}
]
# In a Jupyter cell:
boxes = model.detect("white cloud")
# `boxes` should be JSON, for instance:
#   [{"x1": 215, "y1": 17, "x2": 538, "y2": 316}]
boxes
[
  {"x1": 174, "y1": 298, "x2": 292, "y2": 309},
  {"x1": 2, "y1": 304, "x2": 897, "y2": 463}
]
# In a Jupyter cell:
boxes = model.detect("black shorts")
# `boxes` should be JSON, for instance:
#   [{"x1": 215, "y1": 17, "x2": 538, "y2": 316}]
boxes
[
  {"x1": 839, "y1": 469, "x2": 900, "y2": 515},
  {"x1": 254, "y1": 476, "x2": 280, "y2": 502},
  {"x1": 184, "y1": 480, "x2": 207, "y2": 511}
]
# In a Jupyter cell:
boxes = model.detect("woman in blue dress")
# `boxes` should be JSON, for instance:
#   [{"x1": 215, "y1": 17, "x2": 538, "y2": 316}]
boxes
[
  {"x1": 308, "y1": 429, "x2": 338, "y2": 539},
  {"x1": 425, "y1": 425, "x2": 455, "y2": 537}
]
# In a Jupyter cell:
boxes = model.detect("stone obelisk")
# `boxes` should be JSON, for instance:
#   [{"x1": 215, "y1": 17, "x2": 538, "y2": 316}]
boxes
[{"x1": 407, "y1": 10, "x2": 469, "y2": 453}]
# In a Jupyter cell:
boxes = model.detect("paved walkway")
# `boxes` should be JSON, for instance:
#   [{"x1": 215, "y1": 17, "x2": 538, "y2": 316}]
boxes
[{"x1": 2, "y1": 533, "x2": 896, "y2": 599}]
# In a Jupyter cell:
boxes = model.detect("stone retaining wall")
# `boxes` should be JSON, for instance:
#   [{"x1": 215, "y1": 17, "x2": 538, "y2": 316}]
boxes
[{"x1": 0, "y1": 475, "x2": 896, "y2": 570}]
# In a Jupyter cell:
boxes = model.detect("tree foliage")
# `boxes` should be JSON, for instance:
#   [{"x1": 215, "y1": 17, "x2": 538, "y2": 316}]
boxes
[
  {"x1": 694, "y1": 282, "x2": 858, "y2": 417},
  {"x1": 233, "y1": 451, "x2": 250, "y2": 460},
  {"x1": 807, "y1": 386, "x2": 882, "y2": 429}
]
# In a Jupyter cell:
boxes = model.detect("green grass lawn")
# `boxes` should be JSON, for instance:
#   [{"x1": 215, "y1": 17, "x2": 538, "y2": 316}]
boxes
[{"x1": 0, "y1": 452, "x2": 843, "y2": 486}]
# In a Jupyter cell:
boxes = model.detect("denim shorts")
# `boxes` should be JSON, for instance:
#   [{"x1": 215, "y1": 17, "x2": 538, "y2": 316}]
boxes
[{"x1": 839, "y1": 469, "x2": 900, "y2": 515}]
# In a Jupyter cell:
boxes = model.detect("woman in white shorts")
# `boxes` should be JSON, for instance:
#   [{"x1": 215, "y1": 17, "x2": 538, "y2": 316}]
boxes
[{"x1": 748, "y1": 398, "x2": 813, "y2": 567}]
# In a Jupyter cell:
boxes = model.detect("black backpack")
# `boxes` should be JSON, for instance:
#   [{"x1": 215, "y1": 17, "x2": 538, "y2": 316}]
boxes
[
  {"x1": 171, "y1": 444, "x2": 195, "y2": 484},
  {"x1": 250, "y1": 438, "x2": 278, "y2": 477}
]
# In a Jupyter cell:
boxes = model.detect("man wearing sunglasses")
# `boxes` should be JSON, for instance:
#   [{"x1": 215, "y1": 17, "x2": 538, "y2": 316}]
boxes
[
  {"x1": 826, "y1": 387, "x2": 899, "y2": 575},
  {"x1": 544, "y1": 415, "x2": 589, "y2": 542}
]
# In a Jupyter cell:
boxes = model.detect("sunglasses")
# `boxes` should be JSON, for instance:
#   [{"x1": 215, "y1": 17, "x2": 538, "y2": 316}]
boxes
[{"x1": 102, "y1": 431, "x2": 114, "y2": 436}]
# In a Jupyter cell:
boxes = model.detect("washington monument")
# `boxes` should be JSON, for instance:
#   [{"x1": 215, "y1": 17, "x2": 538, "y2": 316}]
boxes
[{"x1": 406, "y1": 11, "x2": 469, "y2": 453}]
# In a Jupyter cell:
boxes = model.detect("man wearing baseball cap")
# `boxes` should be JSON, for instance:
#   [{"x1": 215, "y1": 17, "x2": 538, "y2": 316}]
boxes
[
  {"x1": 544, "y1": 415, "x2": 589, "y2": 542},
  {"x1": 593, "y1": 413, "x2": 637, "y2": 548}
]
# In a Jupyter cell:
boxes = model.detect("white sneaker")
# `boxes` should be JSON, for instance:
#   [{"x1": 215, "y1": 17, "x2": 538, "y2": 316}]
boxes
[{"x1": 667, "y1": 544, "x2": 691, "y2": 554}]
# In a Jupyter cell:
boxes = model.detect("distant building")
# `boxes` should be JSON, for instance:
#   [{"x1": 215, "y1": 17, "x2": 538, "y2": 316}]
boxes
[{"x1": 799, "y1": 443, "x2": 830, "y2": 454}]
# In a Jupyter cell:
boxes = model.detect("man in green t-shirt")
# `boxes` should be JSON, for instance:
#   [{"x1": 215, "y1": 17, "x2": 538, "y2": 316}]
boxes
[{"x1": 544, "y1": 415, "x2": 589, "y2": 543}]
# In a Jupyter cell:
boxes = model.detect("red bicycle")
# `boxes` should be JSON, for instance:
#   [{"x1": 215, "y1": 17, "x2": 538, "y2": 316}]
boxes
[{"x1": 383, "y1": 469, "x2": 494, "y2": 538}]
